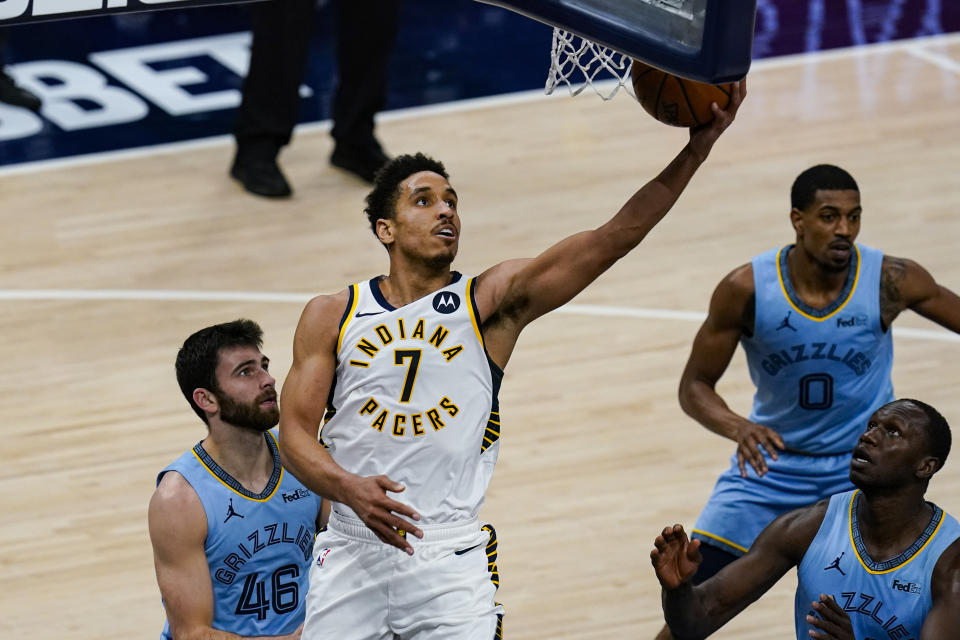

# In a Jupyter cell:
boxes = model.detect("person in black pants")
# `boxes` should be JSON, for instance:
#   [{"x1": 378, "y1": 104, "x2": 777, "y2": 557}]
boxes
[
  {"x1": 231, "y1": 0, "x2": 400, "y2": 197},
  {"x1": 0, "y1": 30, "x2": 42, "y2": 112}
]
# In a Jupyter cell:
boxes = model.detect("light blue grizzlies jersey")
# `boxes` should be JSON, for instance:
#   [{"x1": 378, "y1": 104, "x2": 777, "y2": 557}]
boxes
[
  {"x1": 742, "y1": 244, "x2": 894, "y2": 453},
  {"x1": 158, "y1": 430, "x2": 321, "y2": 639},
  {"x1": 796, "y1": 490, "x2": 960, "y2": 639}
]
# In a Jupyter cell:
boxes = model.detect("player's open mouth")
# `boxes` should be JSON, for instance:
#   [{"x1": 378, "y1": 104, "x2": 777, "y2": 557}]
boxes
[
  {"x1": 851, "y1": 447, "x2": 872, "y2": 464},
  {"x1": 435, "y1": 226, "x2": 457, "y2": 239}
]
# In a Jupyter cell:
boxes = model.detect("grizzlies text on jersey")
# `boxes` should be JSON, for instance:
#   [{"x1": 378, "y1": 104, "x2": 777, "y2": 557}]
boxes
[
  {"x1": 158, "y1": 430, "x2": 321, "y2": 639},
  {"x1": 796, "y1": 489, "x2": 960, "y2": 639},
  {"x1": 742, "y1": 243, "x2": 895, "y2": 454}
]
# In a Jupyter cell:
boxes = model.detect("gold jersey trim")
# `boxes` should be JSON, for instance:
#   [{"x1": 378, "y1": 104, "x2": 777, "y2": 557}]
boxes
[
  {"x1": 848, "y1": 489, "x2": 945, "y2": 574},
  {"x1": 691, "y1": 528, "x2": 749, "y2": 554},
  {"x1": 190, "y1": 430, "x2": 283, "y2": 502},
  {"x1": 776, "y1": 244, "x2": 861, "y2": 321},
  {"x1": 336, "y1": 283, "x2": 360, "y2": 355}
]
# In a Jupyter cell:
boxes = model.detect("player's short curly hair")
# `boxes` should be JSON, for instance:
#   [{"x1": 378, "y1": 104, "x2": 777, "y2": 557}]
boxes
[
  {"x1": 364, "y1": 153, "x2": 449, "y2": 239},
  {"x1": 175, "y1": 319, "x2": 263, "y2": 424},
  {"x1": 900, "y1": 398, "x2": 952, "y2": 471},
  {"x1": 790, "y1": 164, "x2": 859, "y2": 211}
]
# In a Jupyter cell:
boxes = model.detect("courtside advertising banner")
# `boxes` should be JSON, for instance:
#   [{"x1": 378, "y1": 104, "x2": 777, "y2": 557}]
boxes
[{"x1": 0, "y1": 0, "x2": 260, "y2": 24}]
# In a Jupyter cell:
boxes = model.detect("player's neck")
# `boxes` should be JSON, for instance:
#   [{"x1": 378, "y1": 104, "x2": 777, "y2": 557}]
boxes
[
  {"x1": 786, "y1": 245, "x2": 849, "y2": 305},
  {"x1": 202, "y1": 425, "x2": 274, "y2": 493},
  {"x1": 856, "y1": 489, "x2": 933, "y2": 561},
  {"x1": 380, "y1": 263, "x2": 453, "y2": 307}
]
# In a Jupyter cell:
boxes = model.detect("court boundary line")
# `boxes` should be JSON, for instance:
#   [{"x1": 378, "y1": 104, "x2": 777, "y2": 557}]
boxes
[
  {"x1": 0, "y1": 288, "x2": 956, "y2": 343},
  {"x1": 1, "y1": 31, "x2": 958, "y2": 178}
]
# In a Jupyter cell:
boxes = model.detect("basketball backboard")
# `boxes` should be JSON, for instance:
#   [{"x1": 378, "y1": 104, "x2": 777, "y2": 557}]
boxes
[{"x1": 478, "y1": 0, "x2": 756, "y2": 83}]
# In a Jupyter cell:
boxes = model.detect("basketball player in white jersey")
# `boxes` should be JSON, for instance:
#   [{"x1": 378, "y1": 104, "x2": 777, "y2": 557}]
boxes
[
  {"x1": 651, "y1": 398, "x2": 960, "y2": 640},
  {"x1": 278, "y1": 82, "x2": 745, "y2": 638}
]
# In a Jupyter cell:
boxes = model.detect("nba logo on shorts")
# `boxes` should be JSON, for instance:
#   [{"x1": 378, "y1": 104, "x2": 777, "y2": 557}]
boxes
[
  {"x1": 317, "y1": 548, "x2": 332, "y2": 567},
  {"x1": 433, "y1": 292, "x2": 460, "y2": 313}
]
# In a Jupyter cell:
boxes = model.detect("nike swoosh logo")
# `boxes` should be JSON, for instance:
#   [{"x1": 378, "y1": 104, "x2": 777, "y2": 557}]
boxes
[
  {"x1": 355, "y1": 311, "x2": 385, "y2": 317},
  {"x1": 454, "y1": 543, "x2": 482, "y2": 556}
]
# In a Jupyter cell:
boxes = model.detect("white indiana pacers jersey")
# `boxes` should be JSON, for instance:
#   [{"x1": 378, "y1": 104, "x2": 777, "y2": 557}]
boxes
[{"x1": 323, "y1": 272, "x2": 503, "y2": 524}]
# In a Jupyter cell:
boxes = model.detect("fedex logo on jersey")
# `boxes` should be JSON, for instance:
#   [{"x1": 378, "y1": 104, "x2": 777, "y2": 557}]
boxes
[
  {"x1": 891, "y1": 579, "x2": 922, "y2": 595},
  {"x1": 837, "y1": 314, "x2": 869, "y2": 328},
  {"x1": 281, "y1": 488, "x2": 310, "y2": 503}
]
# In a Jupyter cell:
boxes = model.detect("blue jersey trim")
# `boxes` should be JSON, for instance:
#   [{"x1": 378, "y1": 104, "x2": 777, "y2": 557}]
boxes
[
  {"x1": 369, "y1": 276, "x2": 394, "y2": 310},
  {"x1": 338, "y1": 284, "x2": 356, "y2": 331},
  {"x1": 191, "y1": 431, "x2": 283, "y2": 500},
  {"x1": 850, "y1": 490, "x2": 944, "y2": 573},
  {"x1": 778, "y1": 244, "x2": 860, "y2": 319},
  {"x1": 368, "y1": 271, "x2": 463, "y2": 311}
]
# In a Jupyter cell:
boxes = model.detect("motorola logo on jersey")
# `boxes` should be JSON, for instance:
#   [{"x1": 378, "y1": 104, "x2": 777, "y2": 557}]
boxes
[
  {"x1": 432, "y1": 292, "x2": 461, "y2": 314},
  {"x1": 836, "y1": 314, "x2": 868, "y2": 328},
  {"x1": 891, "y1": 579, "x2": 922, "y2": 594},
  {"x1": 282, "y1": 488, "x2": 311, "y2": 503}
]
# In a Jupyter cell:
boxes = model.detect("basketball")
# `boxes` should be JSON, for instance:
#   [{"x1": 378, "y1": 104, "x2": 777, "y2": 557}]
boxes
[{"x1": 630, "y1": 59, "x2": 734, "y2": 128}]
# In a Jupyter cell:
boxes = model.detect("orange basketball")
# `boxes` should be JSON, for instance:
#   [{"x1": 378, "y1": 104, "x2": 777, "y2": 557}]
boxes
[{"x1": 630, "y1": 59, "x2": 734, "y2": 128}]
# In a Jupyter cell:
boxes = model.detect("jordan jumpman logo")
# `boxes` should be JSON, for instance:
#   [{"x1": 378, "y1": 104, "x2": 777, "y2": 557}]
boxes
[
  {"x1": 224, "y1": 497, "x2": 245, "y2": 523},
  {"x1": 777, "y1": 311, "x2": 798, "y2": 332},
  {"x1": 824, "y1": 552, "x2": 846, "y2": 575}
]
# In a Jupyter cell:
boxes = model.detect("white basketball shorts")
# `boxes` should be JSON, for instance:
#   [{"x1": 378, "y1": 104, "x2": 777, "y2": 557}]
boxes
[{"x1": 303, "y1": 511, "x2": 504, "y2": 640}]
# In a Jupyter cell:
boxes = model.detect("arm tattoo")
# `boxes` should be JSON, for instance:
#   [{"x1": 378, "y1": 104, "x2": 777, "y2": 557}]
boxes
[{"x1": 880, "y1": 257, "x2": 908, "y2": 329}]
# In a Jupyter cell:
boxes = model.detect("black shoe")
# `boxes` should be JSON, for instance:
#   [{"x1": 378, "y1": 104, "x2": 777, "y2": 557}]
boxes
[
  {"x1": 0, "y1": 72, "x2": 41, "y2": 111},
  {"x1": 330, "y1": 143, "x2": 390, "y2": 184},
  {"x1": 230, "y1": 154, "x2": 292, "y2": 198}
]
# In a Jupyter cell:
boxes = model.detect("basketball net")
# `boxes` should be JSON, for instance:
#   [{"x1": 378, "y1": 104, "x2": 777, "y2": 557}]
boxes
[{"x1": 545, "y1": 28, "x2": 637, "y2": 101}]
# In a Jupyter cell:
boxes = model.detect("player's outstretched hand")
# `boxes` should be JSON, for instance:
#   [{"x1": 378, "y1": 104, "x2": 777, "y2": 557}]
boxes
[
  {"x1": 342, "y1": 474, "x2": 423, "y2": 554},
  {"x1": 735, "y1": 421, "x2": 785, "y2": 477},
  {"x1": 651, "y1": 524, "x2": 702, "y2": 590},
  {"x1": 688, "y1": 77, "x2": 747, "y2": 162},
  {"x1": 806, "y1": 594, "x2": 854, "y2": 639}
]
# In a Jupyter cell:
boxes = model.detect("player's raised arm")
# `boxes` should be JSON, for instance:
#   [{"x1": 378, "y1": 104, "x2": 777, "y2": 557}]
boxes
[
  {"x1": 476, "y1": 81, "x2": 745, "y2": 340},
  {"x1": 652, "y1": 501, "x2": 824, "y2": 639},
  {"x1": 279, "y1": 292, "x2": 423, "y2": 553},
  {"x1": 679, "y1": 265, "x2": 785, "y2": 477}
]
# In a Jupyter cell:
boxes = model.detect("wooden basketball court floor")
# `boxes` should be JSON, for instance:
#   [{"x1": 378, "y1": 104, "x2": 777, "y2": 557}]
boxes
[{"x1": 2, "y1": 33, "x2": 959, "y2": 639}]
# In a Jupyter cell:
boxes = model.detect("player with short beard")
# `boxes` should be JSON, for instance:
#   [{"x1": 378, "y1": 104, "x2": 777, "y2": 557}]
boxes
[
  {"x1": 149, "y1": 319, "x2": 324, "y2": 640},
  {"x1": 280, "y1": 83, "x2": 745, "y2": 638}
]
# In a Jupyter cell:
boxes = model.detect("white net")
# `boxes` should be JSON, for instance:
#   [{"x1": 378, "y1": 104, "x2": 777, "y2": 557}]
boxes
[{"x1": 545, "y1": 28, "x2": 637, "y2": 101}]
